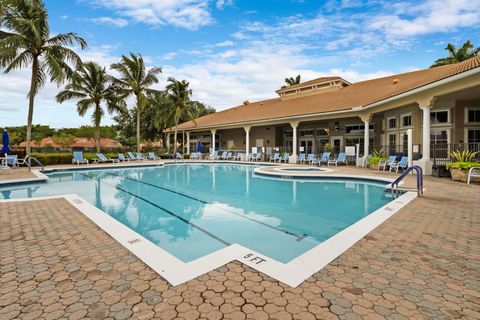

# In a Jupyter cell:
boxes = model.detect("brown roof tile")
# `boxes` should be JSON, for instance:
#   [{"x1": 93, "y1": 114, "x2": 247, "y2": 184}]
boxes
[{"x1": 175, "y1": 57, "x2": 480, "y2": 131}]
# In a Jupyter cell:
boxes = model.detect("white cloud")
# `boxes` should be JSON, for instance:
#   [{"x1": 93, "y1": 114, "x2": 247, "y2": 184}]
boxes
[
  {"x1": 87, "y1": 0, "x2": 213, "y2": 30},
  {"x1": 90, "y1": 17, "x2": 129, "y2": 28},
  {"x1": 216, "y1": 0, "x2": 234, "y2": 9}
]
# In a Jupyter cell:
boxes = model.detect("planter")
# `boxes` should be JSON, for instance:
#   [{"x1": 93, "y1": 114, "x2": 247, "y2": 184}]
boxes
[
  {"x1": 449, "y1": 168, "x2": 480, "y2": 183},
  {"x1": 369, "y1": 163, "x2": 379, "y2": 170}
]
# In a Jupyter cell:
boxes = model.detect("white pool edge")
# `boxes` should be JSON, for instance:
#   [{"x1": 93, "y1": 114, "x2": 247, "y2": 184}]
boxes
[{"x1": 0, "y1": 185, "x2": 416, "y2": 288}]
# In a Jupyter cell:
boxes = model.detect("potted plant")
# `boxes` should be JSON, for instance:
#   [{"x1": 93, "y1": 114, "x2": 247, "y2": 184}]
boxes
[
  {"x1": 446, "y1": 150, "x2": 480, "y2": 183},
  {"x1": 367, "y1": 149, "x2": 387, "y2": 170}
]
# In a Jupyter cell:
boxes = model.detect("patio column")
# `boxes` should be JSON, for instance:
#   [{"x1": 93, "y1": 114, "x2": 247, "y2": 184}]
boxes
[
  {"x1": 244, "y1": 126, "x2": 251, "y2": 160},
  {"x1": 290, "y1": 121, "x2": 299, "y2": 163},
  {"x1": 186, "y1": 132, "x2": 190, "y2": 154},
  {"x1": 211, "y1": 129, "x2": 217, "y2": 153},
  {"x1": 360, "y1": 114, "x2": 372, "y2": 158},
  {"x1": 413, "y1": 97, "x2": 436, "y2": 175}
]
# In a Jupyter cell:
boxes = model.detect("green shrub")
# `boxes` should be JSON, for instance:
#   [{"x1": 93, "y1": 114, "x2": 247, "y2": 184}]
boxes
[
  {"x1": 368, "y1": 156, "x2": 387, "y2": 165},
  {"x1": 449, "y1": 150, "x2": 478, "y2": 162},
  {"x1": 446, "y1": 162, "x2": 480, "y2": 170},
  {"x1": 31, "y1": 153, "x2": 73, "y2": 165}
]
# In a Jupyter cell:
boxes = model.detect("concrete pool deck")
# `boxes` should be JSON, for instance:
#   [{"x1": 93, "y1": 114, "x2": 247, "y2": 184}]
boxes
[{"x1": 0, "y1": 164, "x2": 479, "y2": 319}]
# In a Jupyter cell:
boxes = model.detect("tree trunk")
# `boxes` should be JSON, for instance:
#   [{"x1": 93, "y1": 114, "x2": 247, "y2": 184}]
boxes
[
  {"x1": 95, "y1": 102, "x2": 101, "y2": 153},
  {"x1": 173, "y1": 126, "x2": 178, "y2": 155},
  {"x1": 26, "y1": 57, "x2": 38, "y2": 157},
  {"x1": 136, "y1": 95, "x2": 141, "y2": 153}
]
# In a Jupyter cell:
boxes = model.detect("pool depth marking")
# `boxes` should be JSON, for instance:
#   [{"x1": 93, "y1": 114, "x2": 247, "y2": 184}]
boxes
[
  {"x1": 79, "y1": 173, "x2": 231, "y2": 246},
  {"x1": 105, "y1": 171, "x2": 308, "y2": 241}
]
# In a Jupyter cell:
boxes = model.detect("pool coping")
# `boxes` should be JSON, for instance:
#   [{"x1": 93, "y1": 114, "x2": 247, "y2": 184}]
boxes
[{"x1": 0, "y1": 163, "x2": 417, "y2": 287}]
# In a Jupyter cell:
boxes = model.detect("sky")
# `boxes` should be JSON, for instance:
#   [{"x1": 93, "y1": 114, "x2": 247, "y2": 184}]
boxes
[{"x1": 0, "y1": 0, "x2": 479, "y2": 128}]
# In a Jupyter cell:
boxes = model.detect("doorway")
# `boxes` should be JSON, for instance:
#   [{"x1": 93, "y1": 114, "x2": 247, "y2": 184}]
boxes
[{"x1": 299, "y1": 138, "x2": 314, "y2": 154}]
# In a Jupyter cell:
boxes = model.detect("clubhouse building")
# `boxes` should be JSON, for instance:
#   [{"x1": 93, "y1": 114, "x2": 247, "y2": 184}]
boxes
[{"x1": 170, "y1": 57, "x2": 480, "y2": 174}]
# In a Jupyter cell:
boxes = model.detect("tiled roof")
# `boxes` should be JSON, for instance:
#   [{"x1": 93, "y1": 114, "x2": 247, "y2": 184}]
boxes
[
  {"x1": 276, "y1": 76, "x2": 346, "y2": 93},
  {"x1": 175, "y1": 57, "x2": 480, "y2": 131}
]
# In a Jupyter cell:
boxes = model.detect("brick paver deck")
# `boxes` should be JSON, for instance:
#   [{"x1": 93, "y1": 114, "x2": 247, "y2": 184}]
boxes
[{"x1": 0, "y1": 169, "x2": 479, "y2": 319}]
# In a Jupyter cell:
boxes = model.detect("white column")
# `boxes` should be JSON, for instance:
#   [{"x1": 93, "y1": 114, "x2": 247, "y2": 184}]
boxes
[
  {"x1": 421, "y1": 106, "x2": 431, "y2": 161},
  {"x1": 244, "y1": 126, "x2": 251, "y2": 160},
  {"x1": 166, "y1": 133, "x2": 171, "y2": 153},
  {"x1": 290, "y1": 121, "x2": 299, "y2": 163},
  {"x1": 360, "y1": 114, "x2": 372, "y2": 158},
  {"x1": 211, "y1": 129, "x2": 216, "y2": 153},
  {"x1": 186, "y1": 132, "x2": 190, "y2": 154},
  {"x1": 407, "y1": 128, "x2": 413, "y2": 167}
]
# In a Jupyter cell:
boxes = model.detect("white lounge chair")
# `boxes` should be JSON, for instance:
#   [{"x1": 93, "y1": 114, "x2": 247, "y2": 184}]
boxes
[
  {"x1": 328, "y1": 152, "x2": 347, "y2": 166},
  {"x1": 390, "y1": 156, "x2": 408, "y2": 173},
  {"x1": 378, "y1": 155, "x2": 396, "y2": 171},
  {"x1": 313, "y1": 152, "x2": 330, "y2": 166},
  {"x1": 118, "y1": 153, "x2": 128, "y2": 162},
  {"x1": 467, "y1": 167, "x2": 480, "y2": 184},
  {"x1": 72, "y1": 151, "x2": 89, "y2": 165},
  {"x1": 127, "y1": 152, "x2": 138, "y2": 161},
  {"x1": 136, "y1": 152, "x2": 147, "y2": 161},
  {"x1": 280, "y1": 153, "x2": 289, "y2": 163},
  {"x1": 270, "y1": 153, "x2": 280, "y2": 162},
  {"x1": 297, "y1": 153, "x2": 305, "y2": 164},
  {"x1": 175, "y1": 152, "x2": 184, "y2": 160},
  {"x1": 234, "y1": 153, "x2": 243, "y2": 161},
  {"x1": 305, "y1": 153, "x2": 315, "y2": 164},
  {"x1": 147, "y1": 152, "x2": 159, "y2": 160},
  {"x1": 209, "y1": 151, "x2": 219, "y2": 160},
  {"x1": 97, "y1": 153, "x2": 119, "y2": 163}
]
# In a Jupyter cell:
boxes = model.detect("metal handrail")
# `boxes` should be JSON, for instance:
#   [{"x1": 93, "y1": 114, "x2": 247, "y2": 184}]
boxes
[
  {"x1": 390, "y1": 165, "x2": 423, "y2": 197},
  {"x1": 27, "y1": 156, "x2": 45, "y2": 172}
]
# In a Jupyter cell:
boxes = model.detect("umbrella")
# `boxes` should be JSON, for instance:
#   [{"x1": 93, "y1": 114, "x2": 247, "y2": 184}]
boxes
[
  {"x1": 196, "y1": 141, "x2": 203, "y2": 153},
  {"x1": 1, "y1": 130, "x2": 10, "y2": 153}
]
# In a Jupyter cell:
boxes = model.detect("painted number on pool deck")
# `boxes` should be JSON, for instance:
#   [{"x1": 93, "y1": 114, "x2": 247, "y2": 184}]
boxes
[{"x1": 243, "y1": 253, "x2": 267, "y2": 265}]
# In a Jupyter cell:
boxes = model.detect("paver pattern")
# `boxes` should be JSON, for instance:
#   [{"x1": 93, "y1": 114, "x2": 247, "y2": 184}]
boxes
[
  {"x1": 0, "y1": 168, "x2": 37, "y2": 182},
  {"x1": 1, "y1": 169, "x2": 479, "y2": 319}
]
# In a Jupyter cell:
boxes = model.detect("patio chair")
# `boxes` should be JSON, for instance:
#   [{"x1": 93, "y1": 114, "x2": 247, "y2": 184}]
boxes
[
  {"x1": 313, "y1": 152, "x2": 331, "y2": 166},
  {"x1": 72, "y1": 151, "x2": 89, "y2": 165},
  {"x1": 147, "y1": 152, "x2": 159, "y2": 160},
  {"x1": 225, "y1": 152, "x2": 233, "y2": 160},
  {"x1": 390, "y1": 156, "x2": 408, "y2": 173},
  {"x1": 96, "y1": 153, "x2": 119, "y2": 163},
  {"x1": 378, "y1": 155, "x2": 396, "y2": 171},
  {"x1": 297, "y1": 153, "x2": 305, "y2": 164},
  {"x1": 328, "y1": 152, "x2": 347, "y2": 166},
  {"x1": 467, "y1": 167, "x2": 480, "y2": 184},
  {"x1": 5, "y1": 154, "x2": 20, "y2": 168},
  {"x1": 118, "y1": 153, "x2": 128, "y2": 162},
  {"x1": 234, "y1": 152, "x2": 243, "y2": 161},
  {"x1": 305, "y1": 153, "x2": 315, "y2": 164},
  {"x1": 270, "y1": 153, "x2": 280, "y2": 162},
  {"x1": 255, "y1": 153, "x2": 262, "y2": 161},
  {"x1": 219, "y1": 151, "x2": 228, "y2": 160},
  {"x1": 175, "y1": 152, "x2": 184, "y2": 160},
  {"x1": 127, "y1": 152, "x2": 138, "y2": 161},
  {"x1": 280, "y1": 153, "x2": 289, "y2": 163},
  {"x1": 248, "y1": 153, "x2": 255, "y2": 161},
  {"x1": 136, "y1": 152, "x2": 147, "y2": 161},
  {"x1": 209, "y1": 151, "x2": 219, "y2": 160}
]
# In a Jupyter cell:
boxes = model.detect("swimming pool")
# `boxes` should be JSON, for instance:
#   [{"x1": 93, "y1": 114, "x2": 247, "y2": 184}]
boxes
[{"x1": 0, "y1": 163, "x2": 394, "y2": 264}]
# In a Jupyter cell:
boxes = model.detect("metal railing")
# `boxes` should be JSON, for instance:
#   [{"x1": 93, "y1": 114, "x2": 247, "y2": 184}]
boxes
[
  {"x1": 390, "y1": 165, "x2": 423, "y2": 197},
  {"x1": 27, "y1": 156, "x2": 44, "y2": 172}
]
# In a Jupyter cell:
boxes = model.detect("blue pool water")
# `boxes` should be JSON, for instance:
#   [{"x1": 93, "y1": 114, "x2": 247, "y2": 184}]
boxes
[{"x1": 0, "y1": 164, "x2": 392, "y2": 263}]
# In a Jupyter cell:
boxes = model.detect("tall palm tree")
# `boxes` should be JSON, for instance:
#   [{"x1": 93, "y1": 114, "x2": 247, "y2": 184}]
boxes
[
  {"x1": 56, "y1": 62, "x2": 125, "y2": 152},
  {"x1": 165, "y1": 77, "x2": 197, "y2": 154},
  {"x1": 285, "y1": 74, "x2": 301, "y2": 86},
  {"x1": 0, "y1": 0, "x2": 87, "y2": 155},
  {"x1": 431, "y1": 40, "x2": 479, "y2": 67},
  {"x1": 111, "y1": 53, "x2": 162, "y2": 152},
  {"x1": 147, "y1": 91, "x2": 174, "y2": 149}
]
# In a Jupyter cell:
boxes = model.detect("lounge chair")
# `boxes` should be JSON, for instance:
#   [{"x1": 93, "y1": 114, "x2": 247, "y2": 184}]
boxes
[
  {"x1": 378, "y1": 155, "x2": 396, "y2": 171},
  {"x1": 305, "y1": 153, "x2": 315, "y2": 164},
  {"x1": 248, "y1": 153, "x2": 255, "y2": 161},
  {"x1": 1, "y1": 157, "x2": 12, "y2": 174},
  {"x1": 136, "y1": 152, "x2": 147, "y2": 161},
  {"x1": 313, "y1": 152, "x2": 330, "y2": 166},
  {"x1": 390, "y1": 156, "x2": 408, "y2": 173},
  {"x1": 175, "y1": 152, "x2": 184, "y2": 160},
  {"x1": 225, "y1": 152, "x2": 233, "y2": 160},
  {"x1": 297, "y1": 153, "x2": 305, "y2": 164},
  {"x1": 234, "y1": 153, "x2": 243, "y2": 161},
  {"x1": 209, "y1": 151, "x2": 219, "y2": 160},
  {"x1": 127, "y1": 152, "x2": 138, "y2": 161},
  {"x1": 72, "y1": 151, "x2": 89, "y2": 165},
  {"x1": 270, "y1": 153, "x2": 280, "y2": 162},
  {"x1": 328, "y1": 152, "x2": 347, "y2": 166},
  {"x1": 147, "y1": 152, "x2": 159, "y2": 160},
  {"x1": 96, "y1": 153, "x2": 119, "y2": 163},
  {"x1": 5, "y1": 154, "x2": 19, "y2": 168},
  {"x1": 219, "y1": 151, "x2": 228, "y2": 160},
  {"x1": 255, "y1": 153, "x2": 262, "y2": 161},
  {"x1": 280, "y1": 153, "x2": 289, "y2": 163},
  {"x1": 118, "y1": 153, "x2": 128, "y2": 162},
  {"x1": 467, "y1": 167, "x2": 480, "y2": 184}
]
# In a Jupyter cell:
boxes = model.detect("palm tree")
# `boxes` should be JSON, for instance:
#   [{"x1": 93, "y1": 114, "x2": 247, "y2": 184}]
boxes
[
  {"x1": 165, "y1": 77, "x2": 197, "y2": 154},
  {"x1": 111, "y1": 53, "x2": 162, "y2": 152},
  {"x1": 0, "y1": 0, "x2": 87, "y2": 155},
  {"x1": 431, "y1": 40, "x2": 479, "y2": 67},
  {"x1": 285, "y1": 74, "x2": 301, "y2": 86},
  {"x1": 56, "y1": 62, "x2": 125, "y2": 152}
]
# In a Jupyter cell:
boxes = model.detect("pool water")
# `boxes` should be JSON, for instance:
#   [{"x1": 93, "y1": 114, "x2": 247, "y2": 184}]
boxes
[{"x1": 0, "y1": 164, "x2": 392, "y2": 263}]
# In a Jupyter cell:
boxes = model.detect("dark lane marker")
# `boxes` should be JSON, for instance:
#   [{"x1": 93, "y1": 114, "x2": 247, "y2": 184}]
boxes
[
  {"x1": 80, "y1": 173, "x2": 231, "y2": 246},
  {"x1": 105, "y1": 171, "x2": 308, "y2": 241}
]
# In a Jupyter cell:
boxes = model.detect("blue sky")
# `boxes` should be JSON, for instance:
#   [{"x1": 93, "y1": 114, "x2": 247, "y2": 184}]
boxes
[{"x1": 1, "y1": 0, "x2": 479, "y2": 127}]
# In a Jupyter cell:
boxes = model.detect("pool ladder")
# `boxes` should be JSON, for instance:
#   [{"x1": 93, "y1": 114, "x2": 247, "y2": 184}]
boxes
[
  {"x1": 27, "y1": 156, "x2": 45, "y2": 172},
  {"x1": 389, "y1": 165, "x2": 424, "y2": 197}
]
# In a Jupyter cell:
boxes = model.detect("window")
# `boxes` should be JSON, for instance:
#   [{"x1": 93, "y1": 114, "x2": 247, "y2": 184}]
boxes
[
  {"x1": 401, "y1": 114, "x2": 412, "y2": 127},
  {"x1": 430, "y1": 129, "x2": 448, "y2": 145},
  {"x1": 387, "y1": 117, "x2": 397, "y2": 129},
  {"x1": 345, "y1": 124, "x2": 374, "y2": 134},
  {"x1": 284, "y1": 131, "x2": 293, "y2": 138},
  {"x1": 468, "y1": 129, "x2": 480, "y2": 143},
  {"x1": 467, "y1": 108, "x2": 480, "y2": 123},
  {"x1": 402, "y1": 134, "x2": 408, "y2": 152},
  {"x1": 388, "y1": 133, "x2": 396, "y2": 146},
  {"x1": 430, "y1": 110, "x2": 449, "y2": 124},
  {"x1": 300, "y1": 129, "x2": 314, "y2": 136},
  {"x1": 316, "y1": 128, "x2": 329, "y2": 136}
]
